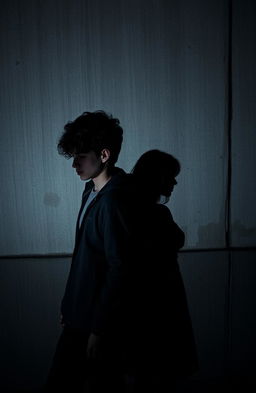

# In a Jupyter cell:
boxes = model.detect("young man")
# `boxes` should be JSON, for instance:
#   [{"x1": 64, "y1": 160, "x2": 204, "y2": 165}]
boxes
[{"x1": 45, "y1": 111, "x2": 136, "y2": 392}]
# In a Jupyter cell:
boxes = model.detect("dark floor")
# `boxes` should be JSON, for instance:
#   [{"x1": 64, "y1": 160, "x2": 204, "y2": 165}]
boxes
[
  {"x1": 2, "y1": 376, "x2": 256, "y2": 392},
  {"x1": 177, "y1": 376, "x2": 256, "y2": 392}
]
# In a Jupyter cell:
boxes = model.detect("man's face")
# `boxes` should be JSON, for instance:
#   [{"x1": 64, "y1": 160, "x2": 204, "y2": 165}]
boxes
[{"x1": 72, "y1": 151, "x2": 103, "y2": 180}]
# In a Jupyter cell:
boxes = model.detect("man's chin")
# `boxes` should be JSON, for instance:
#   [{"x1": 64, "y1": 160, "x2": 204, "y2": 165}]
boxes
[
  {"x1": 77, "y1": 173, "x2": 90, "y2": 181},
  {"x1": 80, "y1": 175, "x2": 91, "y2": 181}
]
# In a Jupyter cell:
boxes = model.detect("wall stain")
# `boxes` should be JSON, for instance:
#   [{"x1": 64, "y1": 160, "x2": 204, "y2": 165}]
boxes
[
  {"x1": 43, "y1": 192, "x2": 61, "y2": 207},
  {"x1": 232, "y1": 220, "x2": 256, "y2": 238},
  {"x1": 197, "y1": 221, "x2": 224, "y2": 247},
  {"x1": 197, "y1": 203, "x2": 227, "y2": 247}
]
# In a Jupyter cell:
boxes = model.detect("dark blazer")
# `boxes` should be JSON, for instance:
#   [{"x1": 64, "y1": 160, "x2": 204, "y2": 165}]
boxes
[{"x1": 61, "y1": 167, "x2": 137, "y2": 337}]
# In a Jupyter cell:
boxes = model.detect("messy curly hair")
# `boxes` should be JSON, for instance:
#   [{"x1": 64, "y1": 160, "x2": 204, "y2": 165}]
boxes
[{"x1": 57, "y1": 110, "x2": 123, "y2": 166}]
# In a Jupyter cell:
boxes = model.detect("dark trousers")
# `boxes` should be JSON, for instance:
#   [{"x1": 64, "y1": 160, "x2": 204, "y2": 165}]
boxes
[{"x1": 44, "y1": 326, "x2": 127, "y2": 393}]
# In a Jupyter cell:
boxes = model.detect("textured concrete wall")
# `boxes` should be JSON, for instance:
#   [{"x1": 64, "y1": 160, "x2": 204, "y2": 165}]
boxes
[{"x1": 0, "y1": 0, "x2": 228, "y2": 254}]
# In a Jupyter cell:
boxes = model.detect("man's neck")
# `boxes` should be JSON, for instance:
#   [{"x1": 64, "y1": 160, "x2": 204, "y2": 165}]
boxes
[{"x1": 92, "y1": 168, "x2": 112, "y2": 192}]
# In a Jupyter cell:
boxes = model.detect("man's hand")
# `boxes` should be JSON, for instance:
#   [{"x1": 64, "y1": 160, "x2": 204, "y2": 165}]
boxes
[{"x1": 86, "y1": 333, "x2": 102, "y2": 361}]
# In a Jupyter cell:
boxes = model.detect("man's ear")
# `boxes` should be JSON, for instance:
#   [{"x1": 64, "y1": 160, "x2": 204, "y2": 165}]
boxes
[{"x1": 100, "y1": 148, "x2": 111, "y2": 163}]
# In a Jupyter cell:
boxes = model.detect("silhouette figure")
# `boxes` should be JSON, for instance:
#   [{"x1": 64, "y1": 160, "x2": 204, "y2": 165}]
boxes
[{"x1": 128, "y1": 149, "x2": 198, "y2": 393}]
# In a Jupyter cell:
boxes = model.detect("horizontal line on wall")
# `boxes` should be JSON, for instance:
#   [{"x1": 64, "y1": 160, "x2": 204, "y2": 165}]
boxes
[
  {"x1": 0, "y1": 247, "x2": 256, "y2": 259},
  {"x1": 0, "y1": 253, "x2": 72, "y2": 259},
  {"x1": 181, "y1": 246, "x2": 256, "y2": 253}
]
